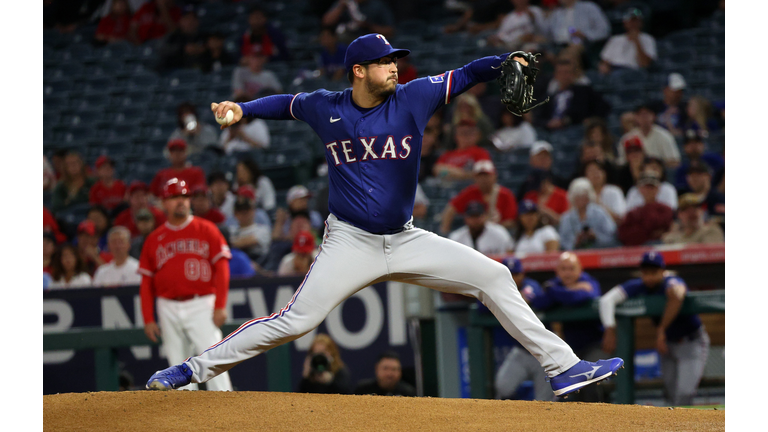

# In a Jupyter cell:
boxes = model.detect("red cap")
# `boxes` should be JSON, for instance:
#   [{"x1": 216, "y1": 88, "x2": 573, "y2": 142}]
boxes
[
  {"x1": 236, "y1": 185, "x2": 257, "y2": 201},
  {"x1": 167, "y1": 139, "x2": 188, "y2": 151},
  {"x1": 624, "y1": 136, "x2": 644, "y2": 152},
  {"x1": 162, "y1": 178, "x2": 190, "y2": 199},
  {"x1": 292, "y1": 231, "x2": 316, "y2": 254},
  {"x1": 77, "y1": 220, "x2": 96, "y2": 236},
  {"x1": 95, "y1": 155, "x2": 113, "y2": 169},
  {"x1": 128, "y1": 180, "x2": 149, "y2": 195}
]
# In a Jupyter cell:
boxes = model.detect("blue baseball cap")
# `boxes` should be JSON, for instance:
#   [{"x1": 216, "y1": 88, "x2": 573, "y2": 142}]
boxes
[
  {"x1": 640, "y1": 251, "x2": 665, "y2": 268},
  {"x1": 502, "y1": 257, "x2": 524, "y2": 274},
  {"x1": 344, "y1": 34, "x2": 410, "y2": 71},
  {"x1": 519, "y1": 200, "x2": 538, "y2": 214}
]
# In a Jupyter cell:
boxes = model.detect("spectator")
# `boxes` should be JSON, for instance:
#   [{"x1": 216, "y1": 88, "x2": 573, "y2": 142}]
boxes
[
  {"x1": 218, "y1": 97, "x2": 271, "y2": 154},
  {"x1": 228, "y1": 192, "x2": 272, "y2": 262},
  {"x1": 208, "y1": 171, "x2": 236, "y2": 220},
  {"x1": 679, "y1": 161, "x2": 725, "y2": 230},
  {"x1": 235, "y1": 158, "x2": 276, "y2": 212},
  {"x1": 546, "y1": 0, "x2": 610, "y2": 48},
  {"x1": 273, "y1": 185, "x2": 325, "y2": 242},
  {"x1": 44, "y1": 156, "x2": 57, "y2": 191},
  {"x1": 51, "y1": 151, "x2": 95, "y2": 215},
  {"x1": 538, "y1": 252, "x2": 608, "y2": 402},
  {"x1": 298, "y1": 333, "x2": 353, "y2": 394},
  {"x1": 50, "y1": 148, "x2": 68, "y2": 182},
  {"x1": 317, "y1": 26, "x2": 348, "y2": 81},
  {"x1": 559, "y1": 178, "x2": 617, "y2": 250},
  {"x1": 626, "y1": 157, "x2": 678, "y2": 212},
  {"x1": 683, "y1": 95, "x2": 720, "y2": 135},
  {"x1": 490, "y1": 109, "x2": 537, "y2": 152},
  {"x1": 448, "y1": 201, "x2": 515, "y2": 256},
  {"x1": 443, "y1": 0, "x2": 513, "y2": 35},
  {"x1": 190, "y1": 185, "x2": 227, "y2": 226},
  {"x1": 433, "y1": 120, "x2": 492, "y2": 181},
  {"x1": 419, "y1": 117, "x2": 441, "y2": 182},
  {"x1": 517, "y1": 140, "x2": 569, "y2": 198},
  {"x1": 534, "y1": 57, "x2": 610, "y2": 130},
  {"x1": 440, "y1": 160, "x2": 518, "y2": 235},
  {"x1": 129, "y1": 208, "x2": 156, "y2": 259},
  {"x1": 321, "y1": 0, "x2": 395, "y2": 44},
  {"x1": 129, "y1": 0, "x2": 181, "y2": 45},
  {"x1": 617, "y1": 170, "x2": 675, "y2": 246},
  {"x1": 600, "y1": 7, "x2": 656, "y2": 73},
  {"x1": 493, "y1": 257, "x2": 554, "y2": 401},
  {"x1": 232, "y1": 50, "x2": 284, "y2": 100},
  {"x1": 168, "y1": 102, "x2": 220, "y2": 155},
  {"x1": 43, "y1": 207, "x2": 68, "y2": 244},
  {"x1": 599, "y1": 251, "x2": 710, "y2": 406},
  {"x1": 44, "y1": 272, "x2": 52, "y2": 290},
  {"x1": 49, "y1": 244, "x2": 93, "y2": 289},
  {"x1": 86, "y1": 205, "x2": 111, "y2": 252},
  {"x1": 89, "y1": 156, "x2": 126, "y2": 213},
  {"x1": 149, "y1": 139, "x2": 206, "y2": 199},
  {"x1": 156, "y1": 6, "x2": 206, "y2": 71},
  {"x1": 662, "y1": 194, "x2": 724, "y2": 245},
  {"x1": 200, "y1": 32, "x2": 237, "y2": 74},
  {"x1": 447, "y1": 93, "x2": 495, "y2": 148},
  {"x1": 649, "y1": 73, "x2": 688, "y2": 138},
  {"x1": 94, "y1": 0, "x2": 132, "y2": 45},
  {"x1": 413, "y1": 184, "x2": 430, "y2": 222},
  {"x1": 396, "y1": 55, "x2": 418, "y2": 84},
  {"x1": 613, "y1": 136, "x2": 646, "y2": 194},
  {"x1": 617, "y1": 104, "x2": 680, "y2": 168},
  {"x1": 261, "y1": 212, "x2": 315, "y2": 273},
  {"x1": 239, "y1": 5, "x2": 291, "y2": 62},
  {"x1": 44, "y1": 232, "x2": 58, "y2": 275},
  {"x1": 619, "y1": 110, "x2": 637, "y2": 135},
  {"x1": 355, "y1": 351, "x2": 416, "y2": 397},
  {"x1": 673, "y1": 129, "x2": 724, "y2": 193},
  {"x1": 487, "y1": 0, "x2": 547, "y2": 52},
  {"x1": 579, "y1": 117, "x2": 617, "y2": 165},
  {"x1": 277, "y1": 231, "x2": 319, "y2": 276},
  {"x1": 114, "y1": 181, "x2": 167, "y2": 238},
  {"x1": 512, "y1": 200, "x2": 560, "y2": 256},
  {"x1": 522, "y1": 169, "x2": 570, "y2": 226},
  {"x1": 224, "y1": 184, "x2": 273, "y2": 233},
  {"x1": 75, "y1": 220, "x2": 108, "y2": 276},
  {"x1": 93, "y1": 226, "x2": 142, "y2": 287},
  {"x1": 582, "y1": 160, "x2": 626, "y2": 223}
]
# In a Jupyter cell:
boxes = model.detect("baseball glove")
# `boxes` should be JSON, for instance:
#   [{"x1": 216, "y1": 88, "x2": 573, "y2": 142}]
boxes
[{"x1": 496, "y1": 51, "x2": 550, "y2": 116}]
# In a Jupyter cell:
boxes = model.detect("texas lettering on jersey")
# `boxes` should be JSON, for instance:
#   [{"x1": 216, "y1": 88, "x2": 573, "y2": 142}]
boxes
[{"x1": 325, "y1": 135, "x2": 413, "y2": 165}]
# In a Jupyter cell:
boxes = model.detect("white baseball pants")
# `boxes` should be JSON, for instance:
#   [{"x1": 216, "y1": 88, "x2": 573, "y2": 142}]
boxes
[
  {"x1": 157, "y1": 295, "x2": 233, "y2": 391},
  {"x1": 186, "y1": 214, "x2": 580, "y2": 384}
]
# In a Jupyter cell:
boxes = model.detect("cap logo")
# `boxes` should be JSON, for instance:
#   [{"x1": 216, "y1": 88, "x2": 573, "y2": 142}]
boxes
[{"x1": 376, "y1": 34, "x2": 390, "y2": 45}]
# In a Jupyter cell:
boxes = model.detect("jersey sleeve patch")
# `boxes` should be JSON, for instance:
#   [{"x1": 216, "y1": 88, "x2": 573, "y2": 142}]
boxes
[{"x1": 428, "y1": 74, "x2": 445, "y2": 83}]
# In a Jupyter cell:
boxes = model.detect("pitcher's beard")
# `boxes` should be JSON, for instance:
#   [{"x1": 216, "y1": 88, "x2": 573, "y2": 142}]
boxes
[{"x1": 366, "y1": 78, "x2": 396, "y2": 99}]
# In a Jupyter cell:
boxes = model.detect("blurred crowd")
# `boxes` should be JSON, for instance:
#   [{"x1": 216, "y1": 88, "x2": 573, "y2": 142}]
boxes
[{"x1": 43, "y1": 0, "x2": 725, "y2": 289}]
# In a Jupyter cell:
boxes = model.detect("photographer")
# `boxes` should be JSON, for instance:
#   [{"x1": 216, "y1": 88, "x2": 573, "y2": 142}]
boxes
[
  {"x1": 559, "y1": 178, "x2": 617, "y2": 251},
  {"x1": 297, "y1": 334, "x2": 353, "y2": 394},
  {"x1": 168, "y1": 101, "x2": 221, "y2": 155}
]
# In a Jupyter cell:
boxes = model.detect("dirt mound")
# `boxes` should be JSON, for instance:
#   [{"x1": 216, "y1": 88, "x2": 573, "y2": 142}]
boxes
[{"x1": 44, "y1": 391, "x2": 724, "y2": 432}]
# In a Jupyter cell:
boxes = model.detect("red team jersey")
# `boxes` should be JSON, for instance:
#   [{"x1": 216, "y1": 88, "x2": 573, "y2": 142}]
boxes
[
  {"x1": 436, "y1": 146, "x2": 492, "y2": 170},
  {"x1": 89, "y1": 179, "x2": 127, "y2": 210},
  {"x1": 450, "y1": 184, "x2": 518, "y2": 223},
  {"x1": 139, "y1": 216, "x2": 231, "y2": 324},
  {"x1": 523, "y1": 187, "x2": 570, "y2": 215},
  {"x1": 150, "y1": 167, "x2": 206, "y2": 198}
]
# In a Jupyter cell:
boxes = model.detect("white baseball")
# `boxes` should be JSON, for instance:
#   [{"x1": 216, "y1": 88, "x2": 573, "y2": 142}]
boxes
[{"x1": 216, "y1": 110, "x2": 234, "y2": 125}]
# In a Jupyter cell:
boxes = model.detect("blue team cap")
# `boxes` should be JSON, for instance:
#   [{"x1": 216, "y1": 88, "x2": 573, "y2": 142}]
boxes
[
  {"x1": 502, "y1": 257, "x2": 524, "y2": 274},
  {"x1": 640, "y1": 251, "x2": 665, "y2": 268},
  {"x1": 519, "y1": 200, "x2": 538, "y2": 214},
  {"x1": 344, "y1": 34, "x2": 410, "y2": 71}
]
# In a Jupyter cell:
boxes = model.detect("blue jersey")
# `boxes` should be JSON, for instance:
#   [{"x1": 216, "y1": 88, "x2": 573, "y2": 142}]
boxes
[
  {"x1": 619, "y1": 276, "x2": 702, "y2": 342},
  {"x1": 238, "y1": 54, "x2": 510, "y2": 234},
  {"x1": 539, "y1": 272, "x2": 603, "y2": 351}
]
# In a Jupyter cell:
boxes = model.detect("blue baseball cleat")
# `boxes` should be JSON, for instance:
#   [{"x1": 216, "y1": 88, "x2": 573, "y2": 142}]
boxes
[
  {"x1": 550, "y1": 358, "x2": 624, "y2": 397},
  {"x1": 146, "y1": 363, "x2": 194, "y2": 390}
]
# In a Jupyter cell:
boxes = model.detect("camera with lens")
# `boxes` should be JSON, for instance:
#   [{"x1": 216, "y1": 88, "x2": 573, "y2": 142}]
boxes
[{"x1": 310, "y1": 353, "x2": 331, "y2": 376}]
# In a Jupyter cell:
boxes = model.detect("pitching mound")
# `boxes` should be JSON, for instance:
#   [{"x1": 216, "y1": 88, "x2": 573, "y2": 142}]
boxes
[{"x1": 44, "y1": 391, "x2": 724, "y2": 431}]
